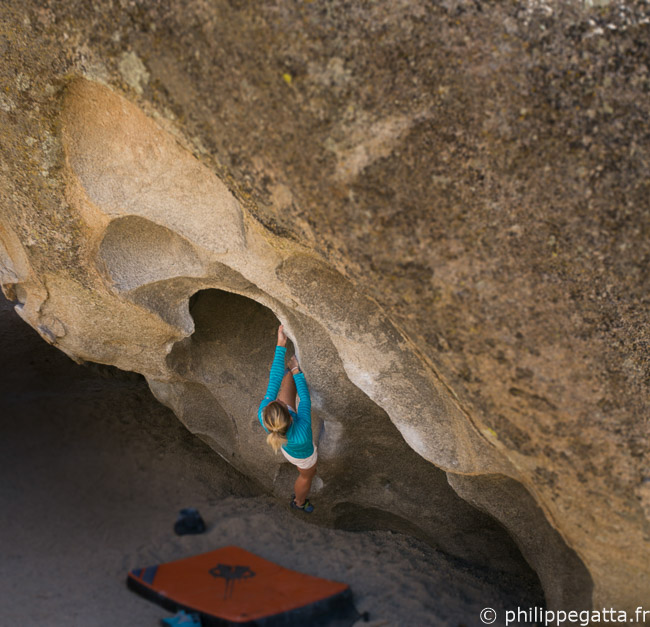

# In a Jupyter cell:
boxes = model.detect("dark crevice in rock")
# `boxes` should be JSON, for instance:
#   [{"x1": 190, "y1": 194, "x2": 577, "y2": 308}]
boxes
[
  {"x1": 80, "y1": 360, "x2": 145, "y2": 382},
  {"x1": 448, "y1": 473, "x2": 594, "y2": 611}
]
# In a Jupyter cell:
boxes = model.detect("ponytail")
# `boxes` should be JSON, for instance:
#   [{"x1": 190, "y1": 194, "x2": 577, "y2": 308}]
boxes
[
  {"x1": 266, "y1": 430, "x2": 288, "y2": 454},
  {"x1": 262, "y1": 401, "x2": 291, "y2": 454}
]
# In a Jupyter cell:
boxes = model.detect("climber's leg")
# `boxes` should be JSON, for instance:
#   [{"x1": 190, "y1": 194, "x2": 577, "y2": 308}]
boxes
[{"x1": 277, "y1": 369, "x2": 297, "y2": 411}]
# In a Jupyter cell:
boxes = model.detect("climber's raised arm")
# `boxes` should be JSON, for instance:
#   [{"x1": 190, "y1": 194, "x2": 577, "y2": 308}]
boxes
[
  {"x1": 288, "y1": 354, "x2": 311, "y2": 424},
  {"x1": 261, "y1": 325, "x2": 288, "y2": 403}
]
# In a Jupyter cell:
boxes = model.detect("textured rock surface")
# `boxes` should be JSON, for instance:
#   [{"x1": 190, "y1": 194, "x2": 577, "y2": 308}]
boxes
[{"x1": 0, "y1": 0, "x2": 648, "y2": 611}]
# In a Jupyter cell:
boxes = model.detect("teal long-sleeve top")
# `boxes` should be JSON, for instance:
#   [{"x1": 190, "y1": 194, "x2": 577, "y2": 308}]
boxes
[{"x1": 258, "y1": 345, "x2": 314, "y2": 459}]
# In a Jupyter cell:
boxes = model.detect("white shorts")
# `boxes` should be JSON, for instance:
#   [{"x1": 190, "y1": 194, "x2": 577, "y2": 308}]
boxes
[{"x1": 281, "y1": 446, "x2": 318, "y2": 470}]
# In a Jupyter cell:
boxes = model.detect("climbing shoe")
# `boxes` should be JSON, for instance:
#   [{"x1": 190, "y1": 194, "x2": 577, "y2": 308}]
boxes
[{"x1": 290, "y1": 497, "x2": 314, "y2": 513}]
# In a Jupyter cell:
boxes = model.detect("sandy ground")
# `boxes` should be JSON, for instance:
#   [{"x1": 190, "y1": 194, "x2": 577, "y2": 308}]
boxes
[{"x1": 0, "y1": 293, "x2": 543, "y2": 626}]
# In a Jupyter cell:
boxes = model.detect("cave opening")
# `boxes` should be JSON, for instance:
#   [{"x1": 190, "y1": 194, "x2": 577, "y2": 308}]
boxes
[
  {"x1": 172, "y1": 289, "x2": 548, "y2": 606},
  {"x1": 187, "y1": 288, "x2": 294, "y2": 361},
  {"x1": 0, "y1": 284, "x2": 548, "y2": 612}
]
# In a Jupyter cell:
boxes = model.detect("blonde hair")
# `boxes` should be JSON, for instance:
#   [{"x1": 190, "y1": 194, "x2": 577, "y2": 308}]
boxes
[{"x1": 262, "y1": 401, "x2": 291, "y2": 453}]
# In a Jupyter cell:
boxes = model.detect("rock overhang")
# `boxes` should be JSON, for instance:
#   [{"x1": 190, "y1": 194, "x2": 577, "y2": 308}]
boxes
[{"x1": 1, "y1": 0, "x2": 648, "y2": 611}]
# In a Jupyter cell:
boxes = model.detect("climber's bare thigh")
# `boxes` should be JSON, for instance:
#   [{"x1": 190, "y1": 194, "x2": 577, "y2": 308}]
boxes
[{"x1": 277, "y1": 370, "x2": 297, "y2": 410}]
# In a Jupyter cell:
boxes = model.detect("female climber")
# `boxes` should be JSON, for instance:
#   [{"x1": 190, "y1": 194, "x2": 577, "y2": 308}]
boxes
[{"x1": 258, "y1": 324, "x2": 317, "y2": 513}]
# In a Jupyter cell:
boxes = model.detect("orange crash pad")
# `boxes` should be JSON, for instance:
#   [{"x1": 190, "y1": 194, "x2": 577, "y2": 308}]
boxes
[{"x1": 127, "y1": 545, "x2": 358, "y2": 626}]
